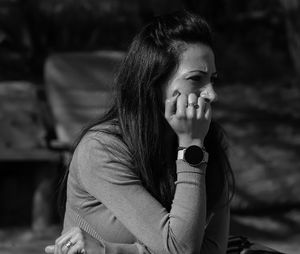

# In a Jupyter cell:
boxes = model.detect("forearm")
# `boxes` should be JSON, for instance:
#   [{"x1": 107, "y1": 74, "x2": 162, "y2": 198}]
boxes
[
  {"x1": 200, "y1": 193, "x2": 230, "y2": 254},
  {"x1": 166, "y1": 160, "x2": 207, "y2": 253},
  {"x1": 103, "y1": 242, "x2": 150, "y2": 254}
]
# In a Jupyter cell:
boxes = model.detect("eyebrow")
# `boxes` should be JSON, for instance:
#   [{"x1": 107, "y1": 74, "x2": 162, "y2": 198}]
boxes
[{"x1": 189, "y1": 70, "x2": 218, "y2": 76}]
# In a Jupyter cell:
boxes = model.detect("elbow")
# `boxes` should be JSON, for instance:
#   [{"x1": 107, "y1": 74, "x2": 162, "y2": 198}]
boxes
[
  {"x1": 159, "y1": 221, "x2": 204, "y2": 254},
  {"x1": 166, "y1": 245, "x2": 200, "y2": 254},
  {"x1": 180, "y1": 245, "x2": 201, "y2": 254},
  {"x1": 147, "y1": 236, "x2": 201, "y2": 254},
  {"x1": 201, "y1": 237, "x2": 225, "y2": 254},
  {"x1": 164, "y1": 236, "x2": 201, "y2": 254},
  {"x1": 164, "y1": 246, "x2": 200, "y2": 254}
]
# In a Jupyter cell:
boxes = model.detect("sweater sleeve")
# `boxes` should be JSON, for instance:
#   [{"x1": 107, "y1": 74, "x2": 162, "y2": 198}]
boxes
[
  {"x1": 201, "y1": 189, "x2": 230, "y2": 254},
  {"x1": 77, "y1": 133, "x2": 207, "y2": 254}
]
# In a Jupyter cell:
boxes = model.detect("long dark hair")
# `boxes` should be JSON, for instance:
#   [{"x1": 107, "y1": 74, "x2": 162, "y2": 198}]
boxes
[{"x1": 59, "y1": 10, "x2": 234, "y2": 216}]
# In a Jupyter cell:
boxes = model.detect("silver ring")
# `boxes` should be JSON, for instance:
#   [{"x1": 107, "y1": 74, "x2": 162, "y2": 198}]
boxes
[
  {"x1": 65, "y1": 240, "x2": 74, "y2": 249},
  {"x1": 187, "y1": 102, "x2": 199, "y2": 109}
]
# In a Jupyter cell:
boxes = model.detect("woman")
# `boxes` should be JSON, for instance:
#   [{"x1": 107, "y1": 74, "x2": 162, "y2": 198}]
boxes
[{"x1": 46, "y1": 10, "x2": 233, "y2": 254}]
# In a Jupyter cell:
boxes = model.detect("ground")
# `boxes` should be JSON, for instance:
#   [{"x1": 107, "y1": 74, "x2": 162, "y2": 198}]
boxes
[{"x1": 0, "y1": 80, "x2": 299, "y2": 253}]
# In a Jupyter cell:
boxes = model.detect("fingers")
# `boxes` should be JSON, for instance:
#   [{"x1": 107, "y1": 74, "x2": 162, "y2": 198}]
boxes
[
  {"x1": 165, "y1": 91, "x2": 180, "y2": 118},
  {"x1": 54, "y1": 231, "x2": 73, "y2": 254},
  {"x1": 176, "y1": 93, "x2": 188, "y2": 119},
  {"x1": 61, "y1": 233, "x2": 82, "y2": 254},
  {"x1": 45, "y1": 245, "x2": 55, "y2": 253},
  {"x1": 197, "y1": 95, "x2": 211, "y2": 120},
  {"x1": 54, "y1": 235, "x2": 70, "y2": 254},
  {"x1": 165, "y1": 92, "x2": 212, "y2": 120},
  {"x1": 52, "y1": 227, "x2": 81, "y2": 254},
  {"x1": 186, "y1": 93, "x2": 198, "y2": 119},
  {"x1": 204, "y1": 101, "x2": 212, "y2": 120},
  {"x1": 68, "y1": 240, "x2": 85, "y2": 254}
]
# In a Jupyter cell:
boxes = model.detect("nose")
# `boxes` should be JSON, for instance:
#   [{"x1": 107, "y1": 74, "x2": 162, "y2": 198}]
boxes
[{"x1": 200, "y1": 83, "x2": 218, "y2": 102}]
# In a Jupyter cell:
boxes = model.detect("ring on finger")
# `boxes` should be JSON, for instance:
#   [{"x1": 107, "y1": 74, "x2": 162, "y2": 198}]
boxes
[
  {"x1": 65, "y1": 240, "x2": 74, "y2": 249},
  {"x1": 187, "y1": 102, "x2": 199, "y2": 109}
]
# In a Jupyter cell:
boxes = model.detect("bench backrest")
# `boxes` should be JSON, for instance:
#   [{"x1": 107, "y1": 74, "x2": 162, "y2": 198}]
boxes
[{"x1": 45, "y1": 51, "x2": 124, "y2": 145}]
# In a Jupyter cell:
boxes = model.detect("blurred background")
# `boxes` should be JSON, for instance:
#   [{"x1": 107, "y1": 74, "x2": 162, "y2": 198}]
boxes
[{"x1": 0, "y1": 0, "x2": 299, "y2": 253}]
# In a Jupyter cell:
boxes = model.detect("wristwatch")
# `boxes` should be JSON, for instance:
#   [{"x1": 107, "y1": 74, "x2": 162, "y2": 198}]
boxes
[{"x1": 177, "y1": 145, "x2": 209, "y2": 167}]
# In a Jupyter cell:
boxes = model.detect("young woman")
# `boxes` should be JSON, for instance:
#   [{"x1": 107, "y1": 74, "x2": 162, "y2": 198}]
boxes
[{"x1": 46, "y1": 10, "x2": 234, "y2": 254}]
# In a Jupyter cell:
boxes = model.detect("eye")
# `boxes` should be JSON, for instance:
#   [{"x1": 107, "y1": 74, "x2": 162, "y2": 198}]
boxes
[{"x1": 187, "y1": 75, "x2": 202, "y2": 82}]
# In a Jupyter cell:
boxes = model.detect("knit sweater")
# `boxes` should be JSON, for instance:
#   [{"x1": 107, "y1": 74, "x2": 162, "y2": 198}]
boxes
[{"x1": 63, "y1": 124, "x2": 229, "y2": 254}]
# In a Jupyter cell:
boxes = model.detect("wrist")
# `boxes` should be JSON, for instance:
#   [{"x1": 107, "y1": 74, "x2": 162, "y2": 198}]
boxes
[
  {"x1": 178, "y1": 136, "x2": 203, "y2": 148},
  {"x1": 177, "y1": 145, "x2": 209, "y2": 166}
]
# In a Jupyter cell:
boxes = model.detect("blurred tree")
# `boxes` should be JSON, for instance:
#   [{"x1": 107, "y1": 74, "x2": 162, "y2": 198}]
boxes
[
  {"x1": 280, "y1": 0, "x2": 300, "y2": 80},
  {"x1": 0, "y1": 0, "x2": 32, "y2": 80},
  {"x1": 0, "y1": 0, "x2": 295, "y2": 82},
  {"x1": 21, "y1": 0, "x2": 142, "y2": 78},
  {"x1": 145, "y1": 0, "x2": 183, "y2": 16},
  {"x1": 22, "y1": 0, "x2": 142, "y2": 52},
  {"x1": 0, "y1": 0, "x2": 143, "y2": 81}
]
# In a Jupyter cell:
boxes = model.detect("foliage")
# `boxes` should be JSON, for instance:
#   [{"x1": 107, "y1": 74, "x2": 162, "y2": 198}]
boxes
[
  {"x1": 0, "y1": 0, "x2": 142, "y2": 81},
  {"x1": 0, "y1": 0, "x2": 296, "y2": 82}
]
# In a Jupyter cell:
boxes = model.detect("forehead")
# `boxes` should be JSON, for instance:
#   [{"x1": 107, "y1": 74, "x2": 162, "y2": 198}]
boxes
[{"x1": 176, "y1": 43, "x2": 216, "y2": 74}]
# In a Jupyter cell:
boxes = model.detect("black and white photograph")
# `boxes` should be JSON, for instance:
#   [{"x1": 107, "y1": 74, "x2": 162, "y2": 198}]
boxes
[{"x1": 0, "y1": 1, "x2": 299, "y2": 254}]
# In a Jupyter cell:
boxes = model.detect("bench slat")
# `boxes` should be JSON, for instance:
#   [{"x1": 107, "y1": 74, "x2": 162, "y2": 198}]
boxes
[{"x1": 0, "y1": 149, "x2": 60, "y2": 162}]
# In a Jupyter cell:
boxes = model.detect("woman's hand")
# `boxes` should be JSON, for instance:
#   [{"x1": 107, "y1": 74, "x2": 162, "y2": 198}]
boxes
[
  {"x1": 45, "y1": 227, "x2": 101, "y2": 254},
  {"x1": 165, "y1": 91, "x2": 212, "y2": 147}
]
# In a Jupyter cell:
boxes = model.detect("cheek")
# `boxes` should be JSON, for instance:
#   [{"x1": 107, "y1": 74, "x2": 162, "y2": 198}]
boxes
[
  {"x1": 177, "y1": 85, "x2": 195, "y2": 96},
  {"x1": 171, "y1": 80, "x2": 195, "y2": 96},
  {"x1": 164, "y1": 79, "x2": 199, "y2": 99}
]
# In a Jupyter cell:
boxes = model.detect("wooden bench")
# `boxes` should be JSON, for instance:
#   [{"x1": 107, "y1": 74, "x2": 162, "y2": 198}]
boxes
[
  {"x1": 0, "y1": 51, "x2": 124, "y2": 234},
  {"x1": 45, "y1": 50, "x2": 125, "y2": 147},
  {"x1": 0, "y1": 81, "x2": 61, "y2": 233}
]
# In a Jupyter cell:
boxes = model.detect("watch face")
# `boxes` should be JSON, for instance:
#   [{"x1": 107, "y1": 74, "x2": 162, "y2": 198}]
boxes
[{"x1": 184, "y1": 145, "x2": 204, "y2": 165}]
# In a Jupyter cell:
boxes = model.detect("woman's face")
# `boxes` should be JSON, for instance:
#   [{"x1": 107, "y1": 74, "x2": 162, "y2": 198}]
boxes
[{"x1": 162, "y1": 43, "x2": 217, "y2": 102}]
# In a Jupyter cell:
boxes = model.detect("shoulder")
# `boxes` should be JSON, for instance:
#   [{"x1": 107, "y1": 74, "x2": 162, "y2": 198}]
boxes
[
  {"x1": 72, "y1": 122, "x2": 137, "y2": 182},
  {"x1": 78, "y1": 122, "x2": 129, "y2": 162}
]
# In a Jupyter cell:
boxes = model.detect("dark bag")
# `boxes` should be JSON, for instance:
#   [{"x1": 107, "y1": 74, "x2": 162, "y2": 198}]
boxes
[{"x1": 227, "y1": 235, "x2": 286, "y2": 254}]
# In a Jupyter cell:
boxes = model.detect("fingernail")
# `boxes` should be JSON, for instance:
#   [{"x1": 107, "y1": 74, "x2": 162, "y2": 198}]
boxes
[{"x1": 45, "y1": 246, "x2": 54, "y2": 253}]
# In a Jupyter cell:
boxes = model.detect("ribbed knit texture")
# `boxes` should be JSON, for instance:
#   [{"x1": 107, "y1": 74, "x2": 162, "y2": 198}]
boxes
[{"x1": 62, "y1": 124, "x2": 229, "y2": 254}]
